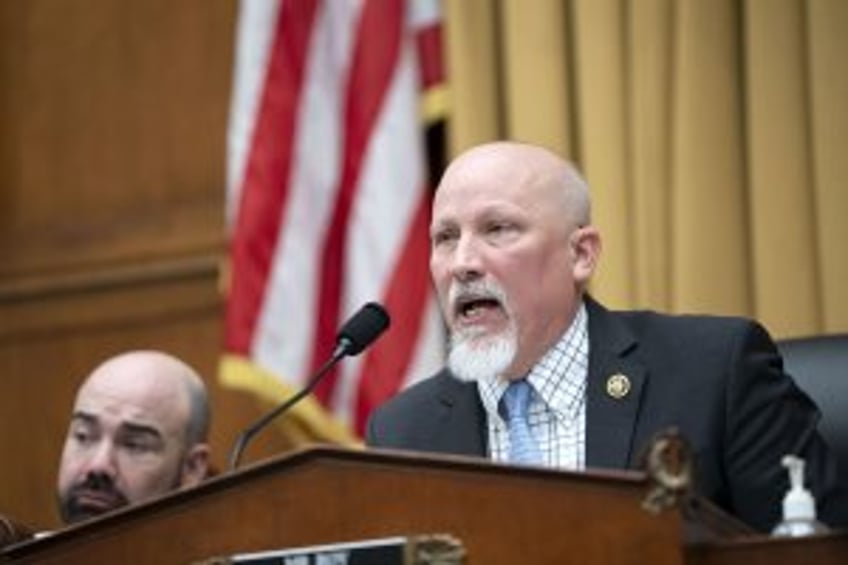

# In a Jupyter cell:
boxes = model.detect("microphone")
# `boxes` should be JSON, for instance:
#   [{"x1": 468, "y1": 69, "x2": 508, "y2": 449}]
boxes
[{"x1": 228, "y1": 302, "x2": 390, "y2": 470}]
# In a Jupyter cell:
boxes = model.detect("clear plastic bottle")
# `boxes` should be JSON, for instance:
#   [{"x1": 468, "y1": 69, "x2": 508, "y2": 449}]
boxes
[{"x1": 771, "y1": 455, "x2": 830, "y2": 537}]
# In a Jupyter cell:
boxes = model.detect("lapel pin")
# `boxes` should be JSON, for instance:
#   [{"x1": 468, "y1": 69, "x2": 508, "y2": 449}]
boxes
[{"x1": 606, "y1": 373, "x2": 631, "y2": 400}]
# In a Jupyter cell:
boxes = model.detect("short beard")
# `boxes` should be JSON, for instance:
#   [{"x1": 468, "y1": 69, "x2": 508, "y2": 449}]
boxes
[
  {"x1": 57, "y1": 456, "x2": 185, "y2": 525},
  {"x1": 448, "y1": 325, "x2": 517, "y2": 383},
  {"x1": 445, "y1": 279, "x2": 517, "y2": 383},
  {"x1": 58, "y1": 473, "x2": 130, "y2": 524}
]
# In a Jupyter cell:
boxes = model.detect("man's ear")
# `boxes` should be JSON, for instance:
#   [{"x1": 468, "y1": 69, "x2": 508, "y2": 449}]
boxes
[
  {"x1": 180, "y1": 443, "x2": 211, "y2": 488},
  {"x1": 570, "y1": 226, "x2": 602, "y2": 284}
]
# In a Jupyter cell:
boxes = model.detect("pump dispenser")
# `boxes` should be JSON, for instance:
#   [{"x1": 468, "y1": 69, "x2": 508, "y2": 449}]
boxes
[{"x1": 771, "y1": 455, "x2": 829, "y2": 537}]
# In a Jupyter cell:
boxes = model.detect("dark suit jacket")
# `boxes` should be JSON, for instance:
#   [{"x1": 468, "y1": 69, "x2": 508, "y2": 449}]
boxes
[{"x1": 366, "y1": 297, "x2": 847, "y2": 532}]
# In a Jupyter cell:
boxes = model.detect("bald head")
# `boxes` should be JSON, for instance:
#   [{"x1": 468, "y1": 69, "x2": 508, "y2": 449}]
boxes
[
  {"x1": 79, "y1": 351, "x2": 210, "y2": 444},
  {"x1": 437, "y1": 141, "x2": 592, "y2": 230},
  {"x1": 57, "y1": 351, "x2": 211, "y2": 524}
]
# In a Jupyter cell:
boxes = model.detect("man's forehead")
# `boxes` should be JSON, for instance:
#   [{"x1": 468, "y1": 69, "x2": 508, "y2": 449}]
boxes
[
  {"x1": 70, "y1": 408, "x2": 163, "y2": 438},
  {"x1": 74, "y1": 370, "x2": 188, "y2": 435},
  {"x1": 81, "y1": 366, "x2": 180, "y2": 402},
  {"x1": 431, "y1": 197, "x2": 525, "y2": 227},
  {"x1": 432, "y1": 168, "x2": 550, "y2": 223},
  {"x1": 438, "y1": 155, "x2": 555, "y2": 202}
]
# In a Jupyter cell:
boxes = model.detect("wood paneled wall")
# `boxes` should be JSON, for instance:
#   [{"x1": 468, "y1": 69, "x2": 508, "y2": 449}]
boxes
[{"x1": 0, "y1": 1, "x2": 292, "y2": 529}]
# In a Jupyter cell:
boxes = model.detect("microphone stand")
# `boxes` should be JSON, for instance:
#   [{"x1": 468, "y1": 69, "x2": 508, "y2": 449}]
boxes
[{"x1": 228, "y1": 341, "x2": 348, "y2": 471}]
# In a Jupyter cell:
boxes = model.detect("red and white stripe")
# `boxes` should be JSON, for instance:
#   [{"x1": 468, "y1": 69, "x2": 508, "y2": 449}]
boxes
[{"x1": 225, "y1": 0, "x2": 444, "y2": 434}]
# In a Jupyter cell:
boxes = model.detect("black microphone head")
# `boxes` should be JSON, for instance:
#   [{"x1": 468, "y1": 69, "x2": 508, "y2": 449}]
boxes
[{"x1": 337, "y1": 302, "x2": 390, "y2": 356}]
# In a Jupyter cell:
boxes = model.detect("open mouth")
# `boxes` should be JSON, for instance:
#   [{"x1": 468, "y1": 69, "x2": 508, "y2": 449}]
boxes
[{"x1": 454, "y1": 294, "x2": 504, "y2": 324}]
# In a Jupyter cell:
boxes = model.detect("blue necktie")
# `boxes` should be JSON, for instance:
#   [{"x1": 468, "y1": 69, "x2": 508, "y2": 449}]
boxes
[{"x1": 502, "y1": 379, "x2": 543, "y2": 464}]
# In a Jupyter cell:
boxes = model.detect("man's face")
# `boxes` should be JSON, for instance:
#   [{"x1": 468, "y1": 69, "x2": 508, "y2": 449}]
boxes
[
  {"x1": 429, "y1": 145, "x2": 596, "y2": 381},
  {"x1": 56, "y1": 367, "x2": 191, "y2": 524}
]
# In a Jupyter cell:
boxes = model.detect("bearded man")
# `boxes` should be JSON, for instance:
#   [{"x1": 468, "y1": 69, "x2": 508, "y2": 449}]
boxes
[
  {"x1": 366, "y1": 141, "x2": 847, "y2": 533},
  {"x1": 56, "y1": 350, "x2": 210, "y2": 524}
]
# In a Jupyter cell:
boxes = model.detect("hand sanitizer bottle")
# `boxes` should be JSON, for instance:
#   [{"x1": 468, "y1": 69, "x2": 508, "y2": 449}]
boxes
[{"x1": 771, "y1": 455, "x2": 830, "y2": 537}]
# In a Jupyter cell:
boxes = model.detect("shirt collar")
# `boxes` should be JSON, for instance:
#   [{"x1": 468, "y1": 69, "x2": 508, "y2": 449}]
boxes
[{"x1": 478, "y1": 301, "x2": 589, "y2": 424}]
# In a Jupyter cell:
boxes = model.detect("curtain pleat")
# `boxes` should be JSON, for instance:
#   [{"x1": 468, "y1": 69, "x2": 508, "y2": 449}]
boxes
[{"x1": 444, "y1": 0, "x2": 847, "y2": 338}]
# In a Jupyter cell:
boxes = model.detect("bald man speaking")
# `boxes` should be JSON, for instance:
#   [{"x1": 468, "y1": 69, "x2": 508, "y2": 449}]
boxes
[
  {"x1": 367, "y1": 141, "x2": 847, "y2": 532},
  {"x1": 56, "y1": 351, "x2": 211, "y2": 524}
]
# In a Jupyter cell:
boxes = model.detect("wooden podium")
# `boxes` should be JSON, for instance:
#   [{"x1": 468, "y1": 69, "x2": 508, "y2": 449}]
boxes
[{"x1": 3, "y1": 447, "x2": 847, "y2": 564}]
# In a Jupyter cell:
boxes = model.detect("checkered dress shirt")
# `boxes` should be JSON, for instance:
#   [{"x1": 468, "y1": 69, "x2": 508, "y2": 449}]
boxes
[{"x1": 478, "y1": 302, "x2": 588, "y2": 470}]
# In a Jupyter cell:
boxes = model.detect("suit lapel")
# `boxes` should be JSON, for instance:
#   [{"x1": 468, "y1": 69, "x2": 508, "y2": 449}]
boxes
[
  {"x1": 428, "y1": 371, "x2": 488, "y2": 457},
  {"x1": 585, "y1": 297, "x2": 647, "y2": 470}
]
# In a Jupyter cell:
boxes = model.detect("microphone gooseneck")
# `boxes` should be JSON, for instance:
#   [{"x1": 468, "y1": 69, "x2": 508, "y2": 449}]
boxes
[{"x1": 227, "y1": 302, "x2": 390, "y2": 470}]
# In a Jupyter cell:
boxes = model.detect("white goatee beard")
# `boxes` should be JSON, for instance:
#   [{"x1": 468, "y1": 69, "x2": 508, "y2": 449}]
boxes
[{"x1": 447, "y1": 325, "x2": 517, "y2": 383}]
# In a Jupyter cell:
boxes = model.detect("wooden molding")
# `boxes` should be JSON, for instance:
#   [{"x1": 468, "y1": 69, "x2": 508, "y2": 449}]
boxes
[{"x1": 0, "y1": 253, "x2": 224, "y2": 341}]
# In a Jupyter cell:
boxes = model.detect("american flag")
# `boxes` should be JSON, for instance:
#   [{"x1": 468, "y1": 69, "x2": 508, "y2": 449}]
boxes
[{"x1": 221, "y1": 0, "x2": 445, "y2": 441}]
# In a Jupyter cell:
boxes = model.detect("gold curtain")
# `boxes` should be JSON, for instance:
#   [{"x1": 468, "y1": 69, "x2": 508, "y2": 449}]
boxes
[{"x1": 443, "y1": 0, "x2": 848, "y2": 338}]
